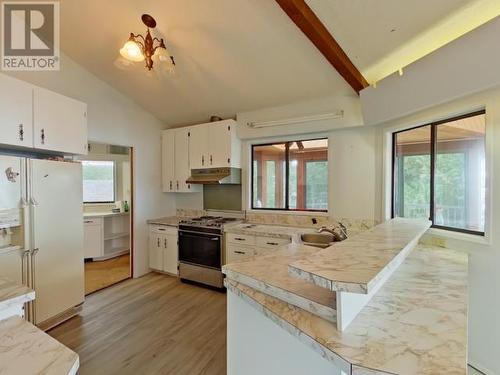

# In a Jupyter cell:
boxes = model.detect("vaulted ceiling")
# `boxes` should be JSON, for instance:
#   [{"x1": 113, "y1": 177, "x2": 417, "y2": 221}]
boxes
[{"x1": 59, "y1": 0, "x2": 499, "y2": 126}]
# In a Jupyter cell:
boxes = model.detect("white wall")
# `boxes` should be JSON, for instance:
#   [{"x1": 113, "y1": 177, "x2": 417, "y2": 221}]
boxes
[
  {"x1": 375, "y1": 87, "x2": 500, "y2": 375},
  {"x1": 5, "y1": 53, "x2": 175, "y2": 277}
]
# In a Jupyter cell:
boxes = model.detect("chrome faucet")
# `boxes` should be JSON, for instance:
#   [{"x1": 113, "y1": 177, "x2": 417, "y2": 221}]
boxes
[{"x1": 317, "y1": 223, "x2": 348, "y2": 241}]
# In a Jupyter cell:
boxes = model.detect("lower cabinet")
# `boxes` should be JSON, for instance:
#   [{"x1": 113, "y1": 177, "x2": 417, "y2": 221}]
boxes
[
  {"x1": 225, "y1": 234, "x2": 291, "y2": 264},
  {"x1": 84, "y1": 214, "x2": 130, "y2": 261},
  {"x1": 149, "y1": 225, "x2": 178, "y2": 275}
]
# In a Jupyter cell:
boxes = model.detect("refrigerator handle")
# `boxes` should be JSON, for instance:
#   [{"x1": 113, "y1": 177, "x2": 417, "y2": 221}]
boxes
[
  {"x1": 21, "y1": 250, "x2": 30, "y2": 286},
  {"x1": 30, "y1": 248, "x2": 39, "y2": 323}
]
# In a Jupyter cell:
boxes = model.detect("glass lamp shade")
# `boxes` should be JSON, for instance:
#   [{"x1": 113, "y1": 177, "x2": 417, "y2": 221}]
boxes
[
  {"x1": 120, "y1": 40, "x2": 145, "y2": 62},
  {"x1": 154, "y1": 46, "x2": 174, "y2": 65}
]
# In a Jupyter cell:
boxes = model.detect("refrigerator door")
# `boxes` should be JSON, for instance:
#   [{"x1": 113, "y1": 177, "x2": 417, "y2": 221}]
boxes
[
  {"x1": 29, "y1": 159, "x2": 84, "y2": 325},
  {"x1": 0, "y1": 156, "x2": 28, "y2": 286}
]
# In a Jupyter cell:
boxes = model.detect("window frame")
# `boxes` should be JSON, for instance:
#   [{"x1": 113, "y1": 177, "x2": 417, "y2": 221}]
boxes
[
  {"x1": 251, "y1": 137, "x2": 328, "y2": 213},
  {"x1": 391, "y1": 110, "x2": 486, "y2": 236},
  {"x1": 82, "y1": 160, "x2": 117, "y2": 204}
]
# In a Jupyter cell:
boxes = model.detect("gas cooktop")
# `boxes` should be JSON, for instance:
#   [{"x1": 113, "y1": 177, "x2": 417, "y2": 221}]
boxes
[{"x1": 179, "y1": 216, "x2": 239, "y2": 230}]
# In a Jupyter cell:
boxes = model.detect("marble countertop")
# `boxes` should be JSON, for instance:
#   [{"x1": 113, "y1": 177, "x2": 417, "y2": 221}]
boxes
[
  {"x1": 223, "y1": 243, "x2": 337, "y2": 323},
  {"x1": 147, "y1": 216, "x2": 181, "y2": 227},
  {"x1": 84, "y1": 212, "x2": 129, "y2": 218},
  {"x1": 0, "y1": 316, "x2": 79, "y2": 375},
  {"x1": 226, "y1": 244, "x2": 468, "y2": 375},
  {"x1": 224, "y1": 222, "x2": 316, "y2": 239},
  {"x1": 289, "y1": 218, "x2": 431, "y2": 294},
  {"x1": 0, "y1": 277, "x2": 34, "y2": 310}
]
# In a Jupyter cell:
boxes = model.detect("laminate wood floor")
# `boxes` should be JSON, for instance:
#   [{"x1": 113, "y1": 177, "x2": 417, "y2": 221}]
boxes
[
  {"x1": 84, "y1": 254, "x2": 131, "y2": 295},
  {"x1": 49, "y1": 272, "x2": 227, "y2": 375}
]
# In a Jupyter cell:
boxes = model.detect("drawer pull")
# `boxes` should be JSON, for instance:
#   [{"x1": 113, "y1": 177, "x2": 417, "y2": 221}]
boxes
[
  {"x1": 158, "y1": 228, "x2": 166, "y2": 231},
  {"x1": 84, "y1": 220, "x2": 93, "y2": 224},
  {"x1": 266, "y1": 242, "x2": 279, "y2": 246},
  {"x1": 234, "y1": 251, "x2": 246, "y2": 255},
  {"x1": 234, "y1": 238, "x2": 246, "y2": 241}
]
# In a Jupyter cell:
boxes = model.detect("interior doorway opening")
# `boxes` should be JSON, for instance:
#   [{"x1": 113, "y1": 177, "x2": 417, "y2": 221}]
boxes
[{"x1": 77, "y1": 142, "x2": 133, "y2": 295}]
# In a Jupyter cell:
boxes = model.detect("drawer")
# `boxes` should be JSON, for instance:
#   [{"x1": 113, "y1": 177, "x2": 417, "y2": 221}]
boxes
[
  {"x1": 256, "y1": 236, "x2": 291, "y2": 248},
  {"x1": 150, "y1": 225, "x2": 177, "y2": 235},
  {"x1": 83, "y1": 217, "x2": 103, "y2": 226},
  {"x1": 227, "y1": 233, "x2": 256, "y2": 245},
  {"x1": 226, "y1": 245, "x2": 255, "y2": 264}
]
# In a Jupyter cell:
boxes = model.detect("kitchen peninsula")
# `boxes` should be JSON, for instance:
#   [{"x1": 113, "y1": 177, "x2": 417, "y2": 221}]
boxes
[{"x1": 223, "y1": 218, "x2": 468, "y2": 375}]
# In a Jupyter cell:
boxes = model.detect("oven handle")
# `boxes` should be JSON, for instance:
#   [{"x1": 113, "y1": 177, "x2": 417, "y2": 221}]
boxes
[{"x1": 179, "y1": 230, "x2": 222, "y2": 239}]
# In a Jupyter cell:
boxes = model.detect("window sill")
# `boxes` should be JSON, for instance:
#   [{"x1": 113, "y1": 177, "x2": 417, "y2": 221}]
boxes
[
  {"x1": 425, "y1": 227, "x2": 490, "y2": 246},
  {"x1": 247, "y1": 209, "x2": 329, "y2": 217}
]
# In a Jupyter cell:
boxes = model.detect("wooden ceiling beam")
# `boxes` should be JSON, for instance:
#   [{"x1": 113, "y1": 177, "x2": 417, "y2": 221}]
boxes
[{"x1": 275, "y1": 0, "x2": 368, "y2": 94}]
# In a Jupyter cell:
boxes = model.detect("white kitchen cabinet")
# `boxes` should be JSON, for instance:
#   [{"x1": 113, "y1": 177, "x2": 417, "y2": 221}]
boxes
[
  {"x1": 188, "y1": 125, "x2": 209, "y2": 169},
  {"x1": 188, "y1": 119, "x2": 241, "y2": 169},
  {"x1": 174, "y1": 128, "x2": 196, "y2": 193},
  {"x1": 163, "y1": 233, "x2": 178, "y2": 275},
  {"x1": 161, "y1": 128, "x2": 201, "y2": 193},
  {"x1": 162, "y1": 129, "x2": 175, "y2": 192},
  {"x1": 83, "y1": 214, "x2": 129, "y2": 261},
  {"x1": 225, "y1": 233, "x2": 291, "y2": 264},
  {"x1": 207, "y1": 120, "x2": 240, "y2": 168},
  {"x1": 149, "y1": 232, "x2": 164, "y2": 271},
  {"x1": 0, "y1": 74, "x2": 33, "y2": 148},
  {"x1": 33, "y1": 86, "x2": 88, "y2": 155},
  {"x1": 149, "y1": 225, "x2": 178, "y2": 275},
  {"x1": 83, "y1": 218, "x2": 103, "y2": 259}
]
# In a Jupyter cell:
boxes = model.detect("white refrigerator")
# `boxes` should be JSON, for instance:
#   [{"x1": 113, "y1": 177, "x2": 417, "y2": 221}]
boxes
[{"x1": 0, "y1": 155, "x2": 84, "y2": 327}]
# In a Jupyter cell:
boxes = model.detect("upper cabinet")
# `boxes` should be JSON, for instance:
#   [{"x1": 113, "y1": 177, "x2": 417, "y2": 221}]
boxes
[
  {"x1": 0, "y1": 74, "x2": 33, "y2": 148},
  {"x1": 189, "y1": 119, "x2": 240, "y2": 169},
  {"x1": 33, "y1": 87, "x2": 88, "y2": 155},
  {"x1": 162, "y1": 128, "x2": 201, "y2": 193},
  {"x1": 161, "y1": 119, "x2": 241, "y2": 194},
  {"x1": 0, "y1": 73, "x2": 87, "y2": 155}
]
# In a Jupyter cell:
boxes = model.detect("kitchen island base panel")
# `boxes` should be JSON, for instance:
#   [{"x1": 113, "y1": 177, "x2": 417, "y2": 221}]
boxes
[{"x1": 227, "y1": 287, "x2": 350, "y2": 375}]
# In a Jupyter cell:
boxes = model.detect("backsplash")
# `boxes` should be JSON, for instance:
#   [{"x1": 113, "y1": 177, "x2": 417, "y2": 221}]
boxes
[
  {"x1": 245, "y1": 212, "x2": 378, "y2": 237},
  {"x1": 174, "y1": 209, "x2": 378, "y2": 237}
]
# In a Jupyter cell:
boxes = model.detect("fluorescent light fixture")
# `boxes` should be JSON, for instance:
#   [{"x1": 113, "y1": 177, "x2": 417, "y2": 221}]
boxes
[{"x1": 247, "y1": 111, "x2": 344, "y2": 128}]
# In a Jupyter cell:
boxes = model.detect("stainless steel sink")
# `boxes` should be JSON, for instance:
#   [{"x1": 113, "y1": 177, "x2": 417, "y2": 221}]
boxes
[{"x1": 300, "y1": 233, "x2": 335, "y2": 248}]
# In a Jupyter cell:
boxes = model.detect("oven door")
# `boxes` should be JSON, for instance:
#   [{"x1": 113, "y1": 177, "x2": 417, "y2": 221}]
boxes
[{"x1": 178, "y1": 230, "x2": 222, "y2": 269}]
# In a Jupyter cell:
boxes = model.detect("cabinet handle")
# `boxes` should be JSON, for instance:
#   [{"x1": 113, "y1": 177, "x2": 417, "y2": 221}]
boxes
[
  {"x1": 234, "y1": 238, "x2": 245, "y2": 241},
  {"x1": 157, "y1": 238, "x2": 160, "y2": 247},
  {"x1": 227, "y1": 158, "x2": 230, "y2": 164},
  {"x1": 164, "y1": 238, "x2": 167, "y2": 248},
  {"x1": 19, "y1": 124, "x2": 24, "y2": 141},
  {"x1": 40, "y1": 129, "x2": 45, "y2": 144},
  {"x1": 266, "y1": 242, "x2": 279, "y2": 246},
  {"x1": 188, "y1": 184, "x2": 191, "y2": 189},
  {"x1": 210, "y1": 155, "x2": 213, "y2": 165},
  {"x1": 202, "y1": 155, "x2": 204, "y2": 166},
  {"x1": 84, "y1": 220, "x2": 93, "y2": 224},
  {"x1": 170, "y1": 181, "x2": 173, "y2": 190},
  {"x1": 234, "y1": 251, "x2": 246, "y2": 255},
  {"x1": 176, "y1": 181, "x2": 179, "y2": 190}
]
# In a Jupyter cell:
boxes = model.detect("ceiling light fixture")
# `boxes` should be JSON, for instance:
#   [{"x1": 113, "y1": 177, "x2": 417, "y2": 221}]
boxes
[{"x1": 120, "y1": 14, "x2": 175, "y2": 72}]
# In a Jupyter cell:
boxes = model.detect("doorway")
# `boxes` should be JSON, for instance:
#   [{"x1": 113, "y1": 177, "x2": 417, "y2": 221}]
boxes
[{"x1": 78, "y1": 142, "x2": 133, "y2": 295}]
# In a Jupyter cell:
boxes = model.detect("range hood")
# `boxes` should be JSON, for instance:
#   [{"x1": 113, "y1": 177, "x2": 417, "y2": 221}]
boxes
[{"x1": 186, "y1": 167, "x2": 241, "y2": 185}]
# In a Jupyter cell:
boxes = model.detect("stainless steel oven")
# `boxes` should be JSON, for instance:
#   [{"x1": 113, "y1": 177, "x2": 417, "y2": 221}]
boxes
[{"x1": 178, "y1": 224, "x2": 224, "y2": 288}]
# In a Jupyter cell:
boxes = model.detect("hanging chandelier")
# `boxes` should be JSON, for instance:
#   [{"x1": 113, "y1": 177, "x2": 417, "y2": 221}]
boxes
[{"x1": 119, "y1": 14, "x2": 175, "y2": 72}]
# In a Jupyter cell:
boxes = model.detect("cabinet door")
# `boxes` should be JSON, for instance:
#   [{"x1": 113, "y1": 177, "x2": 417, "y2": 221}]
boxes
[
  {"x1": 188, "y1": 125, "x2": 209, "y2": 169},
  {"x1": 163, "y1": 234, "x2": 178, "y2": 275},
  {"x1": 175, "y1": 128, "x2": 200, "y2": 193},
  {"x1": 208, "y1": 121, "x2": 231, "y2": 168},
  {"x1": 162, "y1": 129, "x2": 175, "y2": 192},
  {"x1": 83, "y1": 219, "x2": 103, "y2": 259},
  {"x1": 0, "y1": 74, "x2": 33, "y2": 148},
  {"x1": 149, "y1": 233, "x2": 163, "y2": 270},
  {"x1": 33, "y1": 87, "x2": 88, "y2": 155}
]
